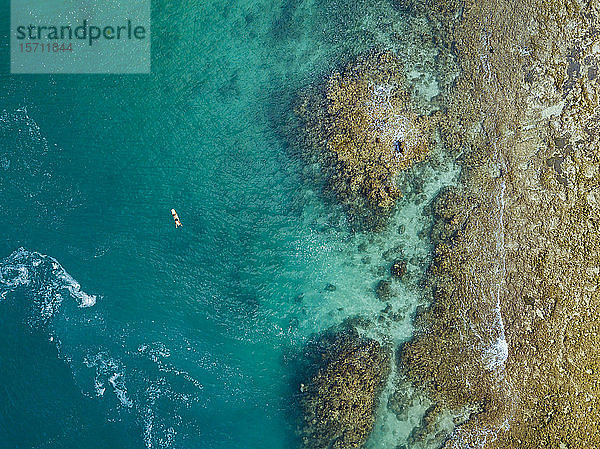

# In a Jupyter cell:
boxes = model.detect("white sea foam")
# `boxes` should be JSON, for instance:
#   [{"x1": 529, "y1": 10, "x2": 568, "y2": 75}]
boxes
[
  {"x1": 483, "y1": 150, "x2": 509, "y2": 373},
  {"x1": 446, "y1": 426, "x2": 499, "y2": 449},
  {"x1": 0, "y1": 248, "x2": 98, "y2": 315},
  {"x1": 367, "y1": 82, "x2": 414, "y2": 145},
  {"x1": 94, "y1": 377, "x2": 106, "y2": 396},
  {"x1": 84, "y1": 352, "x2": 133, "y2": 408},
  {"x1": 138, "y1": 342, "x2": 204, "y2": 391},
  {"x1": 54, "y1": 265, "x2": 97, "y2": 308},
  {"x1": 483, "y1": 333, "x2": 509, "y2": 370},
  {"x1": 142, "y1": 379, "x2": 182, "y2": 449}
]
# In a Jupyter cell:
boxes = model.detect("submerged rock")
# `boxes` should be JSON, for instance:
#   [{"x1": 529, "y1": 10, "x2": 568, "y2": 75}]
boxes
[
  {"x1": 299, "y1": 325, "x2": 392, "y2": 449},
  {"x1": 297, "y1": 51, "x2": 434, "y2": 230},
  {"x1": 391, "y1": 259, "x2": 407, "y2": 278},
  {"x1": 375, "y1": 279, "x2": 394, "y2": 300},
  {"x1": 324, "y1": 283, "x2": 337, "y2": 292}
]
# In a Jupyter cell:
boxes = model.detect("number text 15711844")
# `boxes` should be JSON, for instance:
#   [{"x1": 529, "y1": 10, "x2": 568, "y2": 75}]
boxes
[{"x1": 19, "y1": 43, "x2": 73, "y2": 52}]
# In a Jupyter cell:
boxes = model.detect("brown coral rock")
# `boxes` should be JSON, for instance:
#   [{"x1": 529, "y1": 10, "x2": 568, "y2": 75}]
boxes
[
  {"x1": 398, "y1": 0, "x2": 600, "y2": 447},
  {"x1": 297, "y1": 51, "x2": 433, "y2": 229},
  {"x1": 391, "y1": 259, "x2": 408, "y2": 279},
  {"x1": 299, "y1": 325, "x2": 392, "y2": 449}
]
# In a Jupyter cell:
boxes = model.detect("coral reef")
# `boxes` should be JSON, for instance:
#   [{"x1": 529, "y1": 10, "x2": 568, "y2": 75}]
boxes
[
  {"x1": 375, "y1": 279, "x2": 394, "y2": 301},
  {"x1": 400, "y1": 180, "x2": 513, "y2": 428},
  {"x1": 297, "y1": 51, "x2": 434, "y2": 229},
  {"x1": 396, "y1": 0, "x2": 600, "y2": 447},
  {"x1": 390, "y1": 259, "x2": 407, "y2": 278},
  {"x1": 298, "y1": 324, "x2": 392, "y2": 449}
]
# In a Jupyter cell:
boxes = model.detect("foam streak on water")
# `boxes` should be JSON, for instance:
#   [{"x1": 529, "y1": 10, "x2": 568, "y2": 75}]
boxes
[
  {"x1": 0, "y1": 247, "x2": 97, "y2": 316},
  {"x1": 484, "y1": 177, "x2": 508, "y2": 371},
  {"x1": 0, "y1": 248, "x2": 207, "y2": 448}
]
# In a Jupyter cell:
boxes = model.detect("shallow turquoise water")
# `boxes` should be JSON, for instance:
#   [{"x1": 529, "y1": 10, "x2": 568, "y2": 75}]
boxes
[{"x1": 0, "y1": 1, "x2": 458, "y2": 448}]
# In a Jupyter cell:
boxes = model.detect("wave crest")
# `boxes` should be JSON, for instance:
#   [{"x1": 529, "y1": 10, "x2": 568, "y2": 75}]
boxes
[{"x1": 0, "y1": 248, "x2": 97, "y2": 323}]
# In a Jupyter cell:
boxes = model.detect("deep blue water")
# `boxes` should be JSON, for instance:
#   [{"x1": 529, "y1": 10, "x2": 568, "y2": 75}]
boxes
[{"x1": 0, "y1": 1, "x2": 459, "y2": 448}]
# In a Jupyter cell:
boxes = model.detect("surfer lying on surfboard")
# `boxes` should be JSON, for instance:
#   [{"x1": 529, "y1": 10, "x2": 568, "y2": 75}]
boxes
[{"x1": 171, "y1": 209, "x2": 182, "y2": 228}]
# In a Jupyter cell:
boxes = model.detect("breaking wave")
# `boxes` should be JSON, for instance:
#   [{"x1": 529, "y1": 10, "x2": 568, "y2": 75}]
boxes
[{"x1": 0, "y1": 248, "x2": 97, "y2": 324}]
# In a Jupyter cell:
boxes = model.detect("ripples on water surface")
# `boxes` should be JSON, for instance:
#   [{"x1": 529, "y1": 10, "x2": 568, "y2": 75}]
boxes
[{"x1": 0, "y1": 0, "x2": 460, "y2": 447}]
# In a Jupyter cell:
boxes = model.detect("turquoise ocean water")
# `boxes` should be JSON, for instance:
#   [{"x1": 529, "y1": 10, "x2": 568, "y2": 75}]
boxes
[{"x1": 0, "y1": 1, "x2": 459, "y2": 448}]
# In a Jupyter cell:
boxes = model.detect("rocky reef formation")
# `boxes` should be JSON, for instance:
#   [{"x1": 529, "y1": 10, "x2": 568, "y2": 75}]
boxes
[
  {"x1": 396, "y1": 0, "x2": 600, "y2": 447},
  {"x1": 298, "y1": 324, "x2": 392, "y2": 449},
  {"x1": 401, "y1": 180, "x2": 513, "y2": 440},
  {"x1": 391, "y1": 259, "x2": 407, "y2": 278},
  {"x1": 297, "y1": 51, "x2": 434, "y2": 229}
]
